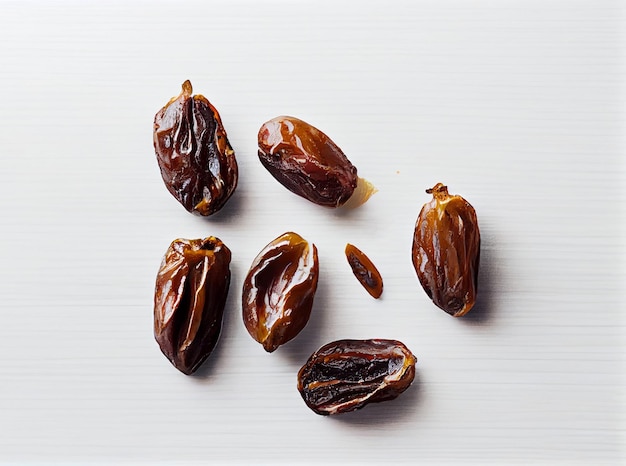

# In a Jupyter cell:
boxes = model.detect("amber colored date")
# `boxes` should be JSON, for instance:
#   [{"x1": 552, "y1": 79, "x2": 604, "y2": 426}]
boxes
[
  {"x1": 153, "y1": 80, "x2": 238, "y2": 216},
  {"x1": 297, "y1": 339, "x2": 417, "y2": 415},
  {"x1": 242, "y1": 232, "x2": 319, "y2": 352},
  {"x1": 154, "y1": 237, "x2": 231, "y2": 374},
  {"x1": 345, "y1": 243, "x2": 383, "y2": 298},
  {"x1": 412, "y1": 183, "x2": 480, "y2": 317},
  {"x1": 258, "y1": 116, "x2": 374, "y2": 207}
]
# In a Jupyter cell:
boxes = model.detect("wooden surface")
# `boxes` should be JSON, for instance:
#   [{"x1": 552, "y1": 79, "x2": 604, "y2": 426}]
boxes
[{"x1": 0, "y1": 1, "x2": 624, "y2": 464}]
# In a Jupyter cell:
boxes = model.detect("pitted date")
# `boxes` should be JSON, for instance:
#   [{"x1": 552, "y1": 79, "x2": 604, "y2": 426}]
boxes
[
  {"x1": 242, "y1": 232, "x2": 318, "y2": 352},
  {"x1": 154, "y1": 236, "x2": 231, "y2": 374},
  {"x1": 153, "y1": 80, "x2": 238, "y2": 216},
  {"x1": 412, "y1": 183, "x2": 480, "y2": 317},
  {"x1": 345, "y1": 243, "x2": 383, "y2": 298},
  {"x1": 257, "y1": 116, "x2": 374, "y2": 208},
  {"x1": 297, "y1": 339, "x2": 417, "y2": 415}
]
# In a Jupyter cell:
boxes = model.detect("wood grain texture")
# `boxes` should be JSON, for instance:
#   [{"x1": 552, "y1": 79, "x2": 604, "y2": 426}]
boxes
[{"x1": 0, "y1": 0, "x2": 624, "y2": 464}]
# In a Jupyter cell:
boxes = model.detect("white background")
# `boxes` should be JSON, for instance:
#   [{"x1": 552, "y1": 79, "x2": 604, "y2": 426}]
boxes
[{"x1": 0, "y1": 1, "x2": 624, "y2": 464}]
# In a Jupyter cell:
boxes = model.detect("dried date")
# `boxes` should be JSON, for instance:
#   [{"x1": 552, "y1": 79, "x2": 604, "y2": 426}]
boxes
[
  {"x1": 345, "y1": 243, "x2": 383, "y2": 298},
  {"x1": 153, "y1": 80, "x2": 238, "y2": 216},
  {"x1": 257, "y1": 116, "x2": 375, "y2": 208},
  {"x1": 242, "y1": 232, "x2": 318, "y2": 352},
  {"x1": 412, "y1": 183, "x2": 480, "y2": 316},
  {"x1": 154, "y1": 236, "x2": 231, "y2": 374},
  {"x1": 297, "y1": 339, "x2": 417, "y2": 415}
]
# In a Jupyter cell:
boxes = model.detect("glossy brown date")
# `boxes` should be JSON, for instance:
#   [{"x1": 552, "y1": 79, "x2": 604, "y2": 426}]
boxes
[
  {"x1": 154, "y1": 236, "x2": 231, "y2": 374},
  {"x1": 412, "y1": 183, "x2": 480, "y2": 317},
  {"x1": 345, "y1": 243, "x2": 383, "y2": 298},
  {"x1": 153, "y1": 80, "x2": 238, "y2": 216},
  {"x1": 242, "y1": 232, "x2": 319, "y2": 352},
  {"x1": 297, "y1": 339, "x2": 417, "y2": 415},
  {"x1": 258, "y1": 116, "x2": 374, "y2": 208}
]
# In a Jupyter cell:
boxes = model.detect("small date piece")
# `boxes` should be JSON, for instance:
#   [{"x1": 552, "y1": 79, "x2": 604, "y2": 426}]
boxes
[
  {"x1": 153, "y1": 80, "x2": 238, "y2": 216},
  {"x1": 154, "y1": 236, "x2": 231, "y2": 375},
  {"x1": 297, "y1": 339, "x2": 417, "y2": 415},
  {"x1": 257, "y1": 116, "x2": 375, "y2": 208},
  {"x1": 412, "y1": 183, "x2": 480, "y2": 317},
  {"x1": 242, "y1": 232, "x2": 319, "y2": 352},
  {"x1": 345, "y1": 243, "x2": 383, "y2": 298}
]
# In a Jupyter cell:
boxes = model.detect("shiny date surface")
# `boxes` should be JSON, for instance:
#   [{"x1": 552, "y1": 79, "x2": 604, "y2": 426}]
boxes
[
  {"x1": 154, "y1": 237, "x2": 231, "y2": 374},
  {"x1": 153, "y1": 80, "x2": 238, "y2": 216},
  {"x1": 242, "y1": 232, "x2": 319, "y2": 352},
  {"x1": 257, "y1": 116, "x2": 358, "y2": 207},
  {"x1": 297, "y1": 339, "x2": 417, "y2": 415},
  {"x1": 345, "y1": 243, "x2": 383, "y2": 298},
  {"x1": 412, "y1": 183, "x2": 480, "y2": 317}
]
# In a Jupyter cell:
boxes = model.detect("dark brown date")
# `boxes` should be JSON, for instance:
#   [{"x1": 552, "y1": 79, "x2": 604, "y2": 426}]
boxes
[
  {"x1": 258, "y1": 116, "x2": 373, "y2": 207},
  {"x1": 345, "y1": 243, "x2": 383, "y2": 298},
  {"x1": 242, "y1": 232, "x2": 318, "y2": 352},
  {"x1": 412, "y1": 183, "x2": 480, "y2": 317},
  {"x1": 154, "y1": 236, "x2": 231, "y2": 374},
  {"x1": 153, "y1": 80, "x2": 238, "y2": 216},
  {"x1": 297, "y1": 339, "x2": 417, "y2": 415}
]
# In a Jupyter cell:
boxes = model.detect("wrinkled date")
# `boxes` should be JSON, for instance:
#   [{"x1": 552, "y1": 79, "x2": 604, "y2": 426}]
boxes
[
  {"x1": 297, "y1": 339, "x2": 417, "y2": 415},
  {"x1": 345, "y1": 243, "x2": 383, "y2": 298},
  {"x1": 242, "y1": 232, "x2": 318, "y2": 352},
  {"x1": 258, "y1": 116, "x2": 374, "y2": 207},
  {"x1": 154, "y1": 236, "x2": 231, "y2": 374},
  {"x1": 153, "y1": 80, "x2": 238, "y2": 216},
  {"x1": 412, "y1": 183, "x2": 480, "y2": 317}
]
